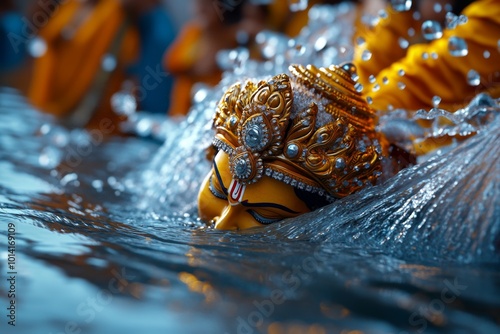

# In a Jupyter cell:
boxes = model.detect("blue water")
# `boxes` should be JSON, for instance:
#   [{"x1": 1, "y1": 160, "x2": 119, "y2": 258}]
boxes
[{"x1": 0, "y1": 84, "x2": 499, "y2": 334}]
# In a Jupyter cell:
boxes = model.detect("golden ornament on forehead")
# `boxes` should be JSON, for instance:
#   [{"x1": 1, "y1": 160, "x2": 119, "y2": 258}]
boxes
[{"x1": 212, "y1": 63, "x2": 384, "y2": 200}]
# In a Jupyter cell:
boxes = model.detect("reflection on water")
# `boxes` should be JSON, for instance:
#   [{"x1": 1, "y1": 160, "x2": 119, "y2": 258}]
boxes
[{"x1": 1, "y1": 84, "x2": 500, "y2": 334}]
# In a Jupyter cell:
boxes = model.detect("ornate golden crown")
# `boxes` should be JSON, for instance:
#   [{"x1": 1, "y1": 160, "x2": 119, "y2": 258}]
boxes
[{"x1": 212, "y1": 64, "x2": 384, "y2": 200}]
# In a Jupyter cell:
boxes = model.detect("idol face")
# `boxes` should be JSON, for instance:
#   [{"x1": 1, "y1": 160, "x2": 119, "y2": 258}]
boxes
[{"x1": 197, "y1": 150, "x2": 311, "y2": 230}]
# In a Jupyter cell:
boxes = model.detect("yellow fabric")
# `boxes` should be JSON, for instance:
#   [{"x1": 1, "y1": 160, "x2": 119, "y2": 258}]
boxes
[
  {"x1": 28, "y1": 0, "x2": 139, "y2": 132},
  {"x1": 354, "y1": 0, "x2": 500, "y2": 112}
]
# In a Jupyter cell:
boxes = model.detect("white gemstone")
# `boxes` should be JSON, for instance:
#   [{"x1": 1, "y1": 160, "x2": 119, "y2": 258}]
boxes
[
  {"x1": 335, "y1": 158, "x2": 346, "y2": 169},
  {"x1": 286, "y1": 144, "x2": 299, "y2": 158}
]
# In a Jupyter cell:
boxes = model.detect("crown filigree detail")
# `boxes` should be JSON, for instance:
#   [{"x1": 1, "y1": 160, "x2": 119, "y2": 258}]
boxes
[{"x1": 212, "y1": 64, "x2": 384, "y2": 200}]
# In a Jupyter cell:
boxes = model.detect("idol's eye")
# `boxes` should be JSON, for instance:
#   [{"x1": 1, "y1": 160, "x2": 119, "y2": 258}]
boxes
[
  {"x1": 209, "y1": 174, "x2": 227, "y2": 200},
  {"x1": 247, "y1": 210, "x2": 282, "y2": 225}
]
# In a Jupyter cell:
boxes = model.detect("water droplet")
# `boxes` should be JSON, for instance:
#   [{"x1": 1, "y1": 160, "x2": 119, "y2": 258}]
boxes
[
  {"x1": 361, "y1": 49, "x2": 372, "y2": 61},
  {"x1": 398, "y1": 37, "x2": 409, "y2": 49},
  {"x1": 398, "y1": 81, "x2": 406, "y2": 90},
  {"x1": 354, "y1": 83, "x2": 363, "y2": 92},
  {"x1": 366, "y1": 96, "x2": 373, "y2": 104},
  {"x1": 483, "y1": 50, "x2": 490, "y2": 59},
  {"x1": 314, "y1": 36, "x2": 327, "y2": 51},
  {"x1": 421, "y1": 52, "x2": 429, "y2": 60},
  {"x1": 372, "y1": 83, "x2": 380, "y2": 92},
  {"x1": 390, "y1": 0, "x2": 412, "y2": 12},
  {"x1": 444, "y1": 3, "x2": 453, "y2": 11},
  {"x1": 342, "y1": 64, "x2": 359, "y2": 81},
  {"x1": 497, "y1": 39, "x2": 500, "y2": 52},
  {"x1": 193, "y1": 86, "x2": 209, "y2": 103},
  {"x1": 256, "y1": 30, "x2": 288, "y2": 59},
  {"x1": 432, "y1": 95, "x2": 441, "y2": 107},
  {"x1": 446, "y1": 12, "x2": 458, "y2": 29},
  {"x1": 408, "y1": 27, "x2": 415, "y2": 37},
  {"x1": 111, "y1": 92, "x2": 137, "y2": 116},
  {"x1": 398, "y1": 69, "x2": 405, "y2": 76},
  {"x1": 288, "y1": 0, "x2": 308, "y2": 12},
  {"x1": 382, "y1": 77, "x2": 389, "y2": 85},
  {"x1": 39, "y1": 123, "x2": 51, "y2": 135},
  {"x1": 378, "y1": 9, "x2": 388, "y2": 19},
  {"x1": 92, "y1": 180, "x2": 104, "y2": 192},
  {"x1": 356, "y1": 36, "x2": 366, "y2": 46},
  {"x1": 431, "y1": 52, "x2": 438, "y2": 59},
  {"x1": 421, "y1": 20, "x2": 443, "y2": 40},
  {"x1": 448, "y1": 36, "x2": 468, "y2": 57},
  {"x1": 467, "y1": 69, "x2": 480, "y2": 86},
  {"x1": 413, "y1": 11, "x2": 421, "y2": 20},
  {"x1": 28, "y1": 37, "x2": 47, "y2": 58},
  {"x1": 369, "y1": 75, "x2": 376, "y2": 83},
  {"x1": 458, "y1": 15, "x2": 468, "y2": 25},
  {"x1": 101, "y1": 54, "x2": 117, "y2": 72},
  {"x1": 39, "y1": 146, "x2": 62, "y2": 169},
  {"x1": 433, "y1": 2, "x2": 442, "y2": 13}
]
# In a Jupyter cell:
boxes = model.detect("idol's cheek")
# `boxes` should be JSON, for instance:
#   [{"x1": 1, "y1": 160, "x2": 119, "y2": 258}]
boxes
[
  {"x1": 213, "y1": 206, "x2": 264, "y2": 230},
  {"x1": 197, "y1": 171, "x2": 226, "y2": 223}
]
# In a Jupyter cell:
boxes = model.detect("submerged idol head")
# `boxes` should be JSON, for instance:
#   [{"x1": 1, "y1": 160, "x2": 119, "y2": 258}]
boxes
[{"x1": 198, "y1": 64, "x2": 385, "y2": 230}]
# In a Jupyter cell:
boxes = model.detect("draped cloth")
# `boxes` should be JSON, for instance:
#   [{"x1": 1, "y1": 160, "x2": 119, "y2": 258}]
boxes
[
  {"x1": 28, "y1": 0, "x2": 139, "y2": 132},
  {"x1": 354, "y1": 0, "x2": 500, "y2": 112}
]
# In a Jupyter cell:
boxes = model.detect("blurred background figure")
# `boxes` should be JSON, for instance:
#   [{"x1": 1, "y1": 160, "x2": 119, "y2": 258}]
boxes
[
  {"x1": 1, "y1": 0, "x2": 176, "y2": 133},
  {"x1": 0, "y1": 0, "x2": 32, "y2": 92},
  {"x1": 163, "y1": 0, "x2": 248, "y2": 116},
  {"x1": 126, "y1": 0, "x2": 177, "y2": 115},
  {"x1": 163, "y1": 0, "x2": 372, "y2": 116}
]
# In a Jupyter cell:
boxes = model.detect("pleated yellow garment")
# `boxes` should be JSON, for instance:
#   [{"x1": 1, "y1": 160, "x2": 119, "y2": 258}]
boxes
[
  {"x1": 354, "y1": 0, "x2": 500, "y2": 112},
  {"x1": 28, "y1": 0, "x2": 139, "y2": 132}
]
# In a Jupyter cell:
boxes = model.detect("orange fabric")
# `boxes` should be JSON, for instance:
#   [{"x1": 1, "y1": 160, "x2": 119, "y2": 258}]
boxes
[
  {"x1": 28, "y1": 0, "x2": 139, "y2": 132},
  {"x1": 164, "y1": 23, "x2": 224, "y2": 116},
  {"x1": 354, "y1": 0, "x2": 500, "y2": 112},
  {"x1": 164, "y1": 24, "x2": 201, "y2": 74}
]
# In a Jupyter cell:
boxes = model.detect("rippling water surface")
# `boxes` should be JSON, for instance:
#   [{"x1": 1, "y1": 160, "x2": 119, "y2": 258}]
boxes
[{"x1": 0, "y1": 85, "x2": 499, "y2": 334}]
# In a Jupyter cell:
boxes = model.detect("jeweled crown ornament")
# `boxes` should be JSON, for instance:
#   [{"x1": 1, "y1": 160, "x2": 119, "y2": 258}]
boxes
[{"x1": 212, "y1": 63, "x2": 384, "y2": 200}]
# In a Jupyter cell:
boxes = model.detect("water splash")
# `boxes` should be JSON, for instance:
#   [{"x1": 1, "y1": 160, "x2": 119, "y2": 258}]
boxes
[{"x1": 266, "y1": 109, "x2": 500, "y2": 262}]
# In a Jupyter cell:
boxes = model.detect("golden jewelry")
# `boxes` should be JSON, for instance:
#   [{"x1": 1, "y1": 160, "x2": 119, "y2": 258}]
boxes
[{"x1": 212, "y1": 64, "x2": 384, "y2": 200}]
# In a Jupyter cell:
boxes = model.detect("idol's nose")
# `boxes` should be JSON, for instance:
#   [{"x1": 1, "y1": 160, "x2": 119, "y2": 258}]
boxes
[{"x1": 214, "y1": 206, "x2": 239, "y2": 230}]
